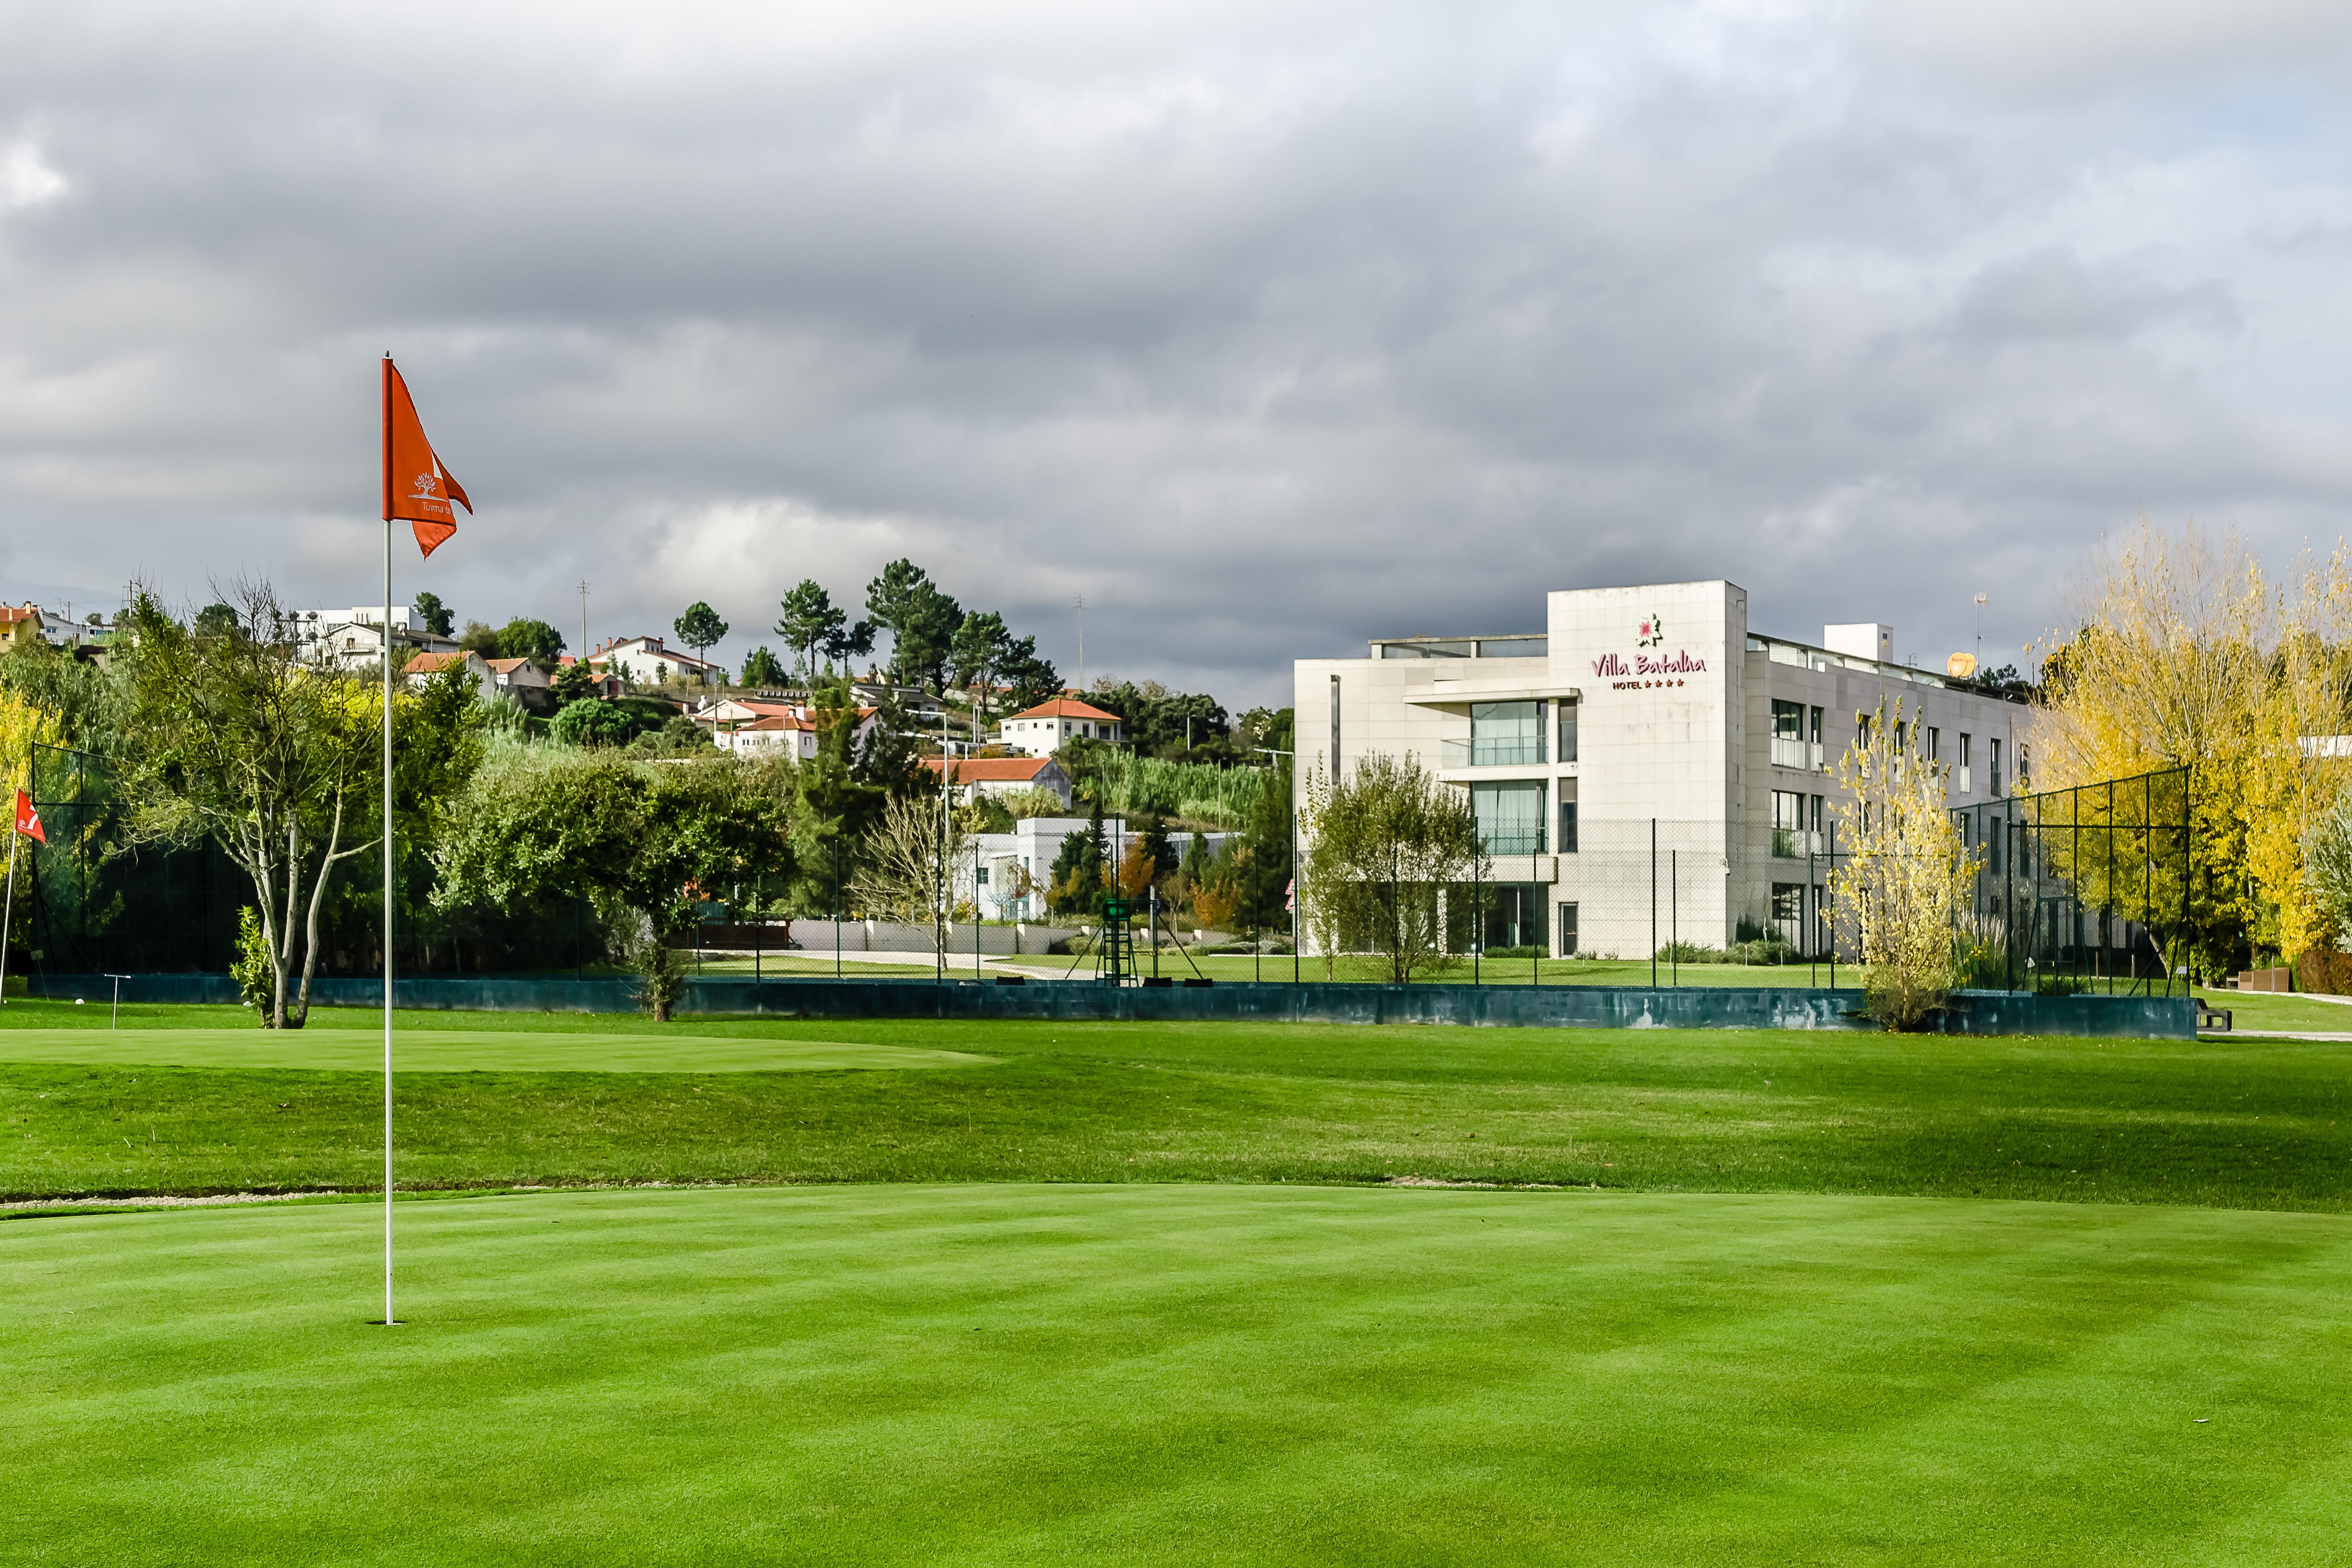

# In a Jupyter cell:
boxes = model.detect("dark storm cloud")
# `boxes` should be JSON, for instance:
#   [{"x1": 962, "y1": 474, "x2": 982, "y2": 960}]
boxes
[{"x1": 1, "y1": 0, "x2": 2346, "y2": 699}]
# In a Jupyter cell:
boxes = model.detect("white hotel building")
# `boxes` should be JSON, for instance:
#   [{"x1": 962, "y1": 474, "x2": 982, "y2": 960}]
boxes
[{"x1": 1293, "y1": 580, "x2": 2028, "y2": 959}]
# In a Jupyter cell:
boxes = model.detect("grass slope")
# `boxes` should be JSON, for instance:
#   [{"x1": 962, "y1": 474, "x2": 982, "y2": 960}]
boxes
[
  {"x1": 10, "y1": 1184, "x2": 2352, "y2": 1566},
  {"x1": 4, "y1": 1001, "x2": 2349, "y2": 1209}
]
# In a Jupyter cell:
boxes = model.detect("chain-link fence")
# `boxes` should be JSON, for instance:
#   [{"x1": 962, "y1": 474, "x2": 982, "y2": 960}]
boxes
[{"x1": 1949, "y1": 767, "x2": 2191, "y2": 996}]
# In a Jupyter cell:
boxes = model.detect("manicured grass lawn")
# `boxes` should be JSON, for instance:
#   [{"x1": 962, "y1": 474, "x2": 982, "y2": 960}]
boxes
[
  {"x1": 0, "y1": 1027, "x2": 990, "y2": 1074},
  {"x1": 11, "y1": 1183, "x2": 2352, "y2": 1565},
  {"x1": 4, "y1": 999, "x2": 2348, "y2": 1210},
  {"x1": 2203, "y1": 990, "x2": 2352, "y2": 1033}
]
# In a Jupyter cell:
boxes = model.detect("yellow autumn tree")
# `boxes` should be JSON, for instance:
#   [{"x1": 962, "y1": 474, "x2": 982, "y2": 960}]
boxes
[
  {"x1": 0, "y1": 688, "x2": 64, "y2": 796},
  {"x1": 2031, "y1": 520, "x2": 2352, "y2": 973},
  {"x1": 1829, "y1": 698, "x2": 1979, "y2": 1029}
]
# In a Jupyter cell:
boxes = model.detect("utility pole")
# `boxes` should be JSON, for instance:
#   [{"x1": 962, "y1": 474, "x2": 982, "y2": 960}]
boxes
[
  {"x1": 1974, "y1": 593, "x2": 1986, "y2": 673},
  {"x1": 1072, "y1": 595, "x2": 1086, "y2": 692},
  {"x1": 579, "y1": 580, "x2": 590, "y2": 664}
]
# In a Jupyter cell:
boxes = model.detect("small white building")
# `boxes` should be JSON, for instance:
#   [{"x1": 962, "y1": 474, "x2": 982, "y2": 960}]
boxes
[
  {"x1": 921, "y1": 755, "x2": 1074, "y2": 808},
  {"x1": 286, "y1": 606, "x2": 459, "y2": 671},
  {"x1": 699, "y1": 698, "x2": 881, "y2": 761},
  {"x1": 996, "y1": 697, "x2": 1124, "y2": 756},
  {"x1": 963, "y1": 814, "x2": 1237, "y2": 920},
  {"x1": 404, "y1": 649, "x2": 495, "y2": 701},
  {"x1": 485, "y1": 657, "x2": 551, "y2": 698},
  {"x1": 589, "y1": 635, "x2": 726, "y2": 686}
]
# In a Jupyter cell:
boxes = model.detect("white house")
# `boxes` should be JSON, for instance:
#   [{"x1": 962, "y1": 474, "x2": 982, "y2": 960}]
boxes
[
  {"x1": 961, "y1": 815, "x2": 1237, "y2": 920},
  {"x1": 286, "y1": 606, "x2": 459, "y2": 672},
  {"x1": 485, "y1": 657, "x2": 551, "y2": 698},
  {"x1": 404, "y1": 649, "x2": 495, "y2": 701},
  {"x1": 996, "y1": 697, "x2": 1124, "y2": 756},
  {"x1": 698, "y1": 698, "x2": 881, "y2": 760},
  {"x1": 589, "y1": 635, "x2": 726, "y2": 686},
  {"x1": 920, "y1": 755, "x2": 1074, "y2": 808},
  {"x1": 1295, "y1": 579, "x2": 2032, "y2": 959}
]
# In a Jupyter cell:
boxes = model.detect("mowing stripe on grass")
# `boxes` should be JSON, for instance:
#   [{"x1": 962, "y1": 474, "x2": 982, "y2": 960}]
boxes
[{"x1": 6, "y1": 1185, "x2": 2352, "y2": 1565}]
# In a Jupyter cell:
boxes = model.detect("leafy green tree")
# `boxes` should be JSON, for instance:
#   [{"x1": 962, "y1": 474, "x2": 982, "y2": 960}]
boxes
[
  {"x1": 1301, "y1": 753, "x2": 1480, "y2": 983},
  {"x1": 434, "y1": 751, "x2": 793, "y2": 1019},
  {"x1": 550, "y1": 661, "x2": 598, "y2": 705},
  {"x1": 865, "y1": 559, "x2": 961, "y2": 690},
  {"x1": 193, "y1": 602, "x2": 241, "y2": 639},
  {"x1": 674, "y1": 602, "x2": 728, "y2": 665},
  {"x1": 117, "y1": 582, "x2": 485, "y2": 1027},
  {"x1": 827, "y1": 616, "x2": 876, "y2": 672},
  {"x1": 777, "y1": 581, "x2": 845, "y2": 679},
  {"x1": 457, "y1": 619, "x2": 502, "y2": 658},
  {"x1": 852, "y1": 692, "x2": 924, "y2": 794},
  {"x1": 739, "y1": 646, "x2": 788, "y2": 688},
  {"x1": 550, "y1": 698, "x2": 643, "y2": 747},
  {"x1": 1047, "y1": 800, "x2": 1109, "y2": 915},
  {"x1": 497, "y1": 617, "x2": 567, "y2": 669},
  {"x1": 951, "y1": 611, "x2": 1010, "y2": 697},
  {"x1": 997, "y1": 637, "x2": 1061, "y2": 710},
  {"x1": 1087, "y1": 679, "x2": 1230, "y2": 758},
  {"x1": 1236, "y1": 755, "x2": 1295, "y2": 939},
  {"x1": 787, "y1": 679, "x2": 887, "y2": 924},
  {"x1": 411, "y1": 591, "x2": 455, "y2": 638}
]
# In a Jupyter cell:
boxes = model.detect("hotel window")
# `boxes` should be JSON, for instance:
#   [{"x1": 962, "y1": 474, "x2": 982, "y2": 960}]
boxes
[
  {"x1": 1472, "y1": 780, "x2": 1547, "y2": 854},
  {"x1": 1770, "y1": 700, "x2": 1808, "y2": 769},
  {"x1": 1558, "y1": 902, "x2": 1579, "y2": 956},
  {"x1": 1771, "y1": 791, "x2": 1822, "y2": 858},
  {"x1": 1469, "y1": 701, "x2": 1547, "y2": 766},
  {"x1": 1558, "y1": 797, "x2": 1578, "y2": 854},
  {"x1": 1771, "y1": 883, "x2": 1804, "y2": 947},
  {"x1": 1958, "y1": 734, "x2": 1973, "y2": 795},
  {"x1": 1810, "y1": 705, "x2": 1824, "y2": 768},
  {"x1": 1989, "y1": 737, "x2": 2004, "y2": 796},
  {"x1": 1924, "y1": 726, "x2": 1939, "y2": 763},
  {"x1": 2019, "y1": 743, "x2": 2030, "y2": 792},
  {"x1": 1558, "y1": 700, "x2": 1578, "y2": 763}
]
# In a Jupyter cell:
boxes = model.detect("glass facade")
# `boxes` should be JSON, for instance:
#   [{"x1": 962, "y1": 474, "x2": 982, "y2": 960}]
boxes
[
  {"x1": 1472, "y1": 780, "x2": 1547, "y2": 853},
  {"x1": 1558, "y1": 700, "x2": 1578, "y2": 763},
  {"x1": 1469, "y1": 701, "x2": 1547, "y2": 766}
]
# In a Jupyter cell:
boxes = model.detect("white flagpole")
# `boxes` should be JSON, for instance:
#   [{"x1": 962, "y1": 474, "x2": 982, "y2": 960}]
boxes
[
  {"x1": 382, "y1": 359, "x2": 397, "y2": 1328},
  {"x1": 0, "y1": 778, "x2": 22, "y2": 1008}
]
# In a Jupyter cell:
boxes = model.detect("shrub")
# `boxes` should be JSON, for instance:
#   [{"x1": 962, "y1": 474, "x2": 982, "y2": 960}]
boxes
[{"x1": 231, "y1": 906, "x2": 273, "y2": 1023}]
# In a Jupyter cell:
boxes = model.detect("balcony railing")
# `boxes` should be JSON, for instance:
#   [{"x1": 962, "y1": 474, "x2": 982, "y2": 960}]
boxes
[
  {"x1": 1479, "y1": 831, "x2": 1549, "y2": 856},
  {"x1": 1770, "y1": 736, "x2": 1823, "y2": 770},
  {"x1": 1443, "y1": 737, "x2": 1549, "y2": 768},
  {"x1": 1771, "y1": 828, "x2": 1824, "y2": 859}
]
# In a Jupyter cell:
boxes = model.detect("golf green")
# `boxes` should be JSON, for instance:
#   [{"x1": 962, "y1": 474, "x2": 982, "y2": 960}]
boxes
[
  {"x1": 0, "y1": 1027, "x2": 993, "y2": 1074},
  {"x1": 8, "y1": 1183, "x2": 2350, "y2": 1564}
]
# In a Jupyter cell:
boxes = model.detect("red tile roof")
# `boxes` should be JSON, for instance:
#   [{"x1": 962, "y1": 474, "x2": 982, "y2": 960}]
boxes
[
  {"x1": 403, "y1": 651, "x2": 475, "y2": 674},
  {"x1": 921, "y1": 756, "x2": 1062, "y2": 783},
  {"x1": 1006, "y1": 697, "x2": 1120, "y2": 723}
]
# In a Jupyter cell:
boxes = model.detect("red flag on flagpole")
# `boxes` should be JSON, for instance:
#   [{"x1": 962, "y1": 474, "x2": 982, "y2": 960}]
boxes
[
  {"x1": 12, "y1": 790, "x2": 41, "y2": 845},
  {"x1": 381, "y1": 357, "x2": 473, "y2": 559}
]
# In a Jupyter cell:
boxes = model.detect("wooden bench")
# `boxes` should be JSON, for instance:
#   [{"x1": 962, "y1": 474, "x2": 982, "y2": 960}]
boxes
[{"x1": 2194, "y1": 997, "x2": 2232, "y2": 1032}]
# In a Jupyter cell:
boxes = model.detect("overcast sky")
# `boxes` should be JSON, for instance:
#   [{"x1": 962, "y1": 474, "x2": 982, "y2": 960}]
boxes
[{"x1": 2, "y1": 0, "x2": 2348, "y2": 705}]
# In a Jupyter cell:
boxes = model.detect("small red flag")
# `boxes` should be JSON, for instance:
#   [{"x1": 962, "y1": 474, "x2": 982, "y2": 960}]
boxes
[
  {"x1": 12, "y1": 790, "x2": 41, "y2": 845},
  {"x1": 381, "y1": 356, "x2": 473, "y2": 559}
]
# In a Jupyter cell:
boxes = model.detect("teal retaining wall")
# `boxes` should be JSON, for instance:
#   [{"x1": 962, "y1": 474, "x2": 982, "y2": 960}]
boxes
[{"x1": 24, "y1": 973, "x2": 2192, "y2": 1038}]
